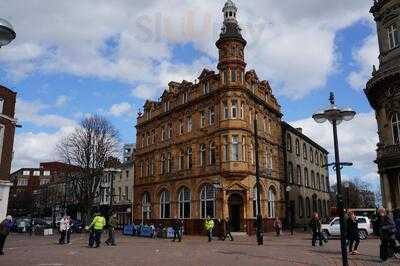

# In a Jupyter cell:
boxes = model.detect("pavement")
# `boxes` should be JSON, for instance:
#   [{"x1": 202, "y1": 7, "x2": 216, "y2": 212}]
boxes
[{"x1": 1, "y1": 231, "x2": 399, "y2": 266}]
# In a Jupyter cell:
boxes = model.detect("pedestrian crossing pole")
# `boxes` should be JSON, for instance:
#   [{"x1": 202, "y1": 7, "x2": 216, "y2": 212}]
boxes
[{"x1": 254, "y1": 115, "x2": 263, "y2": 245}]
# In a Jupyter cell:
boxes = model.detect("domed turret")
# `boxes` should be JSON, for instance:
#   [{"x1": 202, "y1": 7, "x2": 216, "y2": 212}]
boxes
[{"x1": 216, "y1": 1, "x2": 247, "y2": 83}]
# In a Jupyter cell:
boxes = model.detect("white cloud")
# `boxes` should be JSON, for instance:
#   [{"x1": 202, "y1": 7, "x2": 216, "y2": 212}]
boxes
[
  {"x1": 290, "y1": 111, "x2": 379, "y2": 185},
  {"x1": 348, "y1": 32, "x2": 379, "y2": 90},
  {"x1": 0, "y1": 0, "x2": 373, "y2": 99},
  {"x1": 108, "y1": 102, "x2": 133, "y2": 117},
  {"x1": 16, "y1": 98, "x2": 76, "y2": 128},
  {"x1": 12, "y1": 126, "x2": 75, "y2": 171},
  {"x1": 55, "y1": 95, "x2": 70, "y2": 107}
]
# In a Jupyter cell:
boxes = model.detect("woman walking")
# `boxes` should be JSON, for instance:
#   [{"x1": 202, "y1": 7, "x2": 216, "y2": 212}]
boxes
[
  {"x1": 347, "y1": 212, "x2": 360, "y2": 255},
  {"x1": 377, "y1": 207, "x2": 399, "y2": 261}
]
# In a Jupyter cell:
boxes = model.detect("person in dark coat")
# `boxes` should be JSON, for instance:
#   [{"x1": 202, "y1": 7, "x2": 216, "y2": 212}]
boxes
[
  {"x1": 377, "y1": 207, "x2": 399, "y2": 261},
  {"x1": 222, "y1": 218, "x2": 234, "y2": 241},
  {"x1": 347, "y1": 212, "x2": 360, "y2": 255},
  {"x1": 0, "y1": 215, "x2": 13, "y2": 255},
  {"x1": 172, "y1": 217, "x2": 182, "y2": 242},
  {"x1": 393, "y1": 209, "x2": 400, "y2": 241},
  {"x1": 309, "y1": 212, "x2": 323, "y2": 246}
]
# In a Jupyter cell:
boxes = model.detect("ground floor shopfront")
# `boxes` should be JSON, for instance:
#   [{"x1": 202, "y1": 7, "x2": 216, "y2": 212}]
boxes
[{"x1": 133, "y1": 175, "x2": 287, "y2": 235}]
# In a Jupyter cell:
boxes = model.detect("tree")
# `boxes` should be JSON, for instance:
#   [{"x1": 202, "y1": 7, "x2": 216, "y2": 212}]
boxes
[
  {"x1": 57, "y1": 115, "x2": 120, "y2": 223},
  {"x1": 330, "y1": 177, "x2": 376, "y2": 209}
]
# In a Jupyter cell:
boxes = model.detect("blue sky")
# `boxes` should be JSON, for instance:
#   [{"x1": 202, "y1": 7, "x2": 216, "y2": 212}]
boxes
[{"x1": 0, "y1": 0, "x2": 380, "y2": 191}]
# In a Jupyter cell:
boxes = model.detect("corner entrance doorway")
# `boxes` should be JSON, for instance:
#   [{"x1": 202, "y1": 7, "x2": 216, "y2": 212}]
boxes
[{"x1": 228, "y1": 193, "x2": 244, "y2": 232}]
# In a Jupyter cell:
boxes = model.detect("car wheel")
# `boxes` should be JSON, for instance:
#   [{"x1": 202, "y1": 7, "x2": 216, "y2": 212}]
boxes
[{"x1": 359, "y1": 230, "x2": 367, "y2": 240}]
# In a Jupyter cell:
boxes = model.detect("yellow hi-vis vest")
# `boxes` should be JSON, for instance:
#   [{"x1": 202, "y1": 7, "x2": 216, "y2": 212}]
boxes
[{"x1": 90, "y1": 216, "x2": 106, "y2": 230}]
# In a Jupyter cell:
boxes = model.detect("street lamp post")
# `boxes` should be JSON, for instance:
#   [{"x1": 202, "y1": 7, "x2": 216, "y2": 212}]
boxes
[
  {"x1": 344, "y1": 182, "x2": 350, "y2": 211},
  {"x1": 312, "y1": 92, "x2": 356, "y2": 266},
  {"x1": 0, "y1": 18, "x2": 16, "y2": 48},
  {"x1": 254, "y1": 116, "x2": 263, "y2": 245}
]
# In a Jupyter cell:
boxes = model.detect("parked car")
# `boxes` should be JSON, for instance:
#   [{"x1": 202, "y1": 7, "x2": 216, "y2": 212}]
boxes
[
  {"x1": 15, "y1": 218, "x2": 31, "y2": 233},
  {"x1": 70, "y1": 219, "x2": 83, "y2": 233},
  {"x1": 321, "y1": 216, "x2": 373, "y2": 240}
]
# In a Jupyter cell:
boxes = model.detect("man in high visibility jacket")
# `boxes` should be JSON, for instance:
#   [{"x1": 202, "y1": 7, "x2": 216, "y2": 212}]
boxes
[
  {"x1": 205, "y1": 216, "x2": 215, "y2": 242},
  {"x1": 89, "y1": 213, "x2": 106, "y2": 248}
]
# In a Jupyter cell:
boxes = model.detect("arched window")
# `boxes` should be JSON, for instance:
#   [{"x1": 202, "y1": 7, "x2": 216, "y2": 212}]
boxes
[
  {"x1": 250, "y1": 143, "x2": 254, "y2": 164},
  {"x1": 200, "y1": 144, "x2": 206, "y2": 167},
  {"x1": 187, "y1": 147, "x2": 192, "y2": 169},
  {"x1": 315, "y1": 151, "x2": 319, "y2": 166},
  {"x1": 320, "y1": 154, "x2": 324, "y2": 167},
  {"x1": 266, "y1": 150, "x2": 273, "y2": 170},
  {"x1": 142, "y1": 192, "x2": 151, "y2": 219},
  {"x1": 311, "y1": 171, "x2": 315, "y2": 188},
  {"x1": 179, "y1": 150, "x2": 185, "y2": 170},
  {"x1": 288, "y1": 162, "x2": 294, "y2": 183},
  {"x1": 316, "y1": 173, "x2": 320, "y2": 190},
  {"x1": 178, "y1": 187, "x2": 191, "y2": 219},
  {"x1": 200, "y1": 184, "x2": 215, "y2": 218},
  {"x1": 392, "y1": 112, "x2": 400, "y2": 144},
  {"x1": 304, "y1": 168, "x2": 309, "y2": 187},
  {"x1": 295, "y1": 139, "x2": 300, "y2": 156},
  {"x1": 323, "y1": 200, "x2": 327, "y2": 217},
  {"x1": 253, "y1": 185, "x2": 259, "y2": 218},
  {"x1": 296, "y1": 165, "x2": 302, "y2": 185},
  {"x1": 318, "y1": 199, "x2": 322, "y2": 216},
  {"x1": 160, "y1": 190, "x2": 170, "y2": 219},
  {"x1": 268, "y1": 187, "x2": 276, "y2": 218},
  {"x1": 310, "y1": 147, "x2": 314, "y2": 163},
  {"x1": 305, "y1": 197, "x2": 311, "y2": 218},
  {"x1": 312, "y1": 196, "x2": 317, "y2": 213},
  {"x1": 321, "y1": 175, "x2": 325, "y2": 192},
  {"x1": 298, "y1": 196, "x2": 304, "y2": 218},
  {"x1": 209, "y1": 142, "x2": 216, "y2": 165},
  {"x1": 167, "y1": 153, "x2": 172, "y2": 173},
  {"x1": 303, "y1": 143, "x2": 308, "y2": 160},
  {"x1": 287, "y1": 134, "x2": 292, "y2": 152},
  {"x1": 242, "y1": 136, "x2": 246, "y2": 161},
  {"x1": 161, "y1": 154, "x2": 166, "y2": 174}
]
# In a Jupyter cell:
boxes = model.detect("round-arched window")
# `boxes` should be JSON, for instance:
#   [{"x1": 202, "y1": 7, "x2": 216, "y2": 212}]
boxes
[
  {"x1": 178, "y1": 187, "x2": 191, "y2": 219},
  {"x1": 200, "y1": 184, "x2": 215, "y2": 218}
]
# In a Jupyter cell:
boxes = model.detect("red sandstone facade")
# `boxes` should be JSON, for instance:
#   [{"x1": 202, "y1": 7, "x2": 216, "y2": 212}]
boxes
[{"x1": 133, "y1": 1, "x2": 287, "y2": 235}]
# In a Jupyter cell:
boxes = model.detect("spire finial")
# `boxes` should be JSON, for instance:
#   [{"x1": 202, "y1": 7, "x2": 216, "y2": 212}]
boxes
[{"x1": 372, "y1": 65, "x2": 377, "y2": 76}]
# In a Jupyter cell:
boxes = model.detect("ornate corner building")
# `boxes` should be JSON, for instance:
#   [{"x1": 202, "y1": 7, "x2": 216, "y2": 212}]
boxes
[
  {"x1": 133, "y1": 1, "x2": 330, "y2": 234},
  {"x1": 365, "y1": 0, "x2": 400, "y2": 211}
]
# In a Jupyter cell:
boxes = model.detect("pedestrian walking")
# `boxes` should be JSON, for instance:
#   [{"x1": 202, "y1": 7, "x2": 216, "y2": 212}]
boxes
[
  {"x1": 58, "y1": 214, "x2": 68, "y2": 244},
  {"x1": 29, "y1": 218, "x2": 34, "y2": 236},
  {"x1": 273, "y1": 217, "x2": 282, "y2": 237},
  {"x1": 377, "y1": 207, "x2": 400, "y2": 261},
  {"x1": 222, "y1": 217, "x2": 233, "y2": 241},
  {"x1": 347, "y1": 212, "x2": 360, "y2": 255},
  {"x1": 0, "y1": 215, "x2": 13, "y2": 255},
  {"x1": 150, "y1": 224, "x2": 157, "y2": 239},
  {"x1": 66, "y1": 216, "x2": 71, "y2": 244},
  {"x1": 393, "y1": 209, "x2": 400, "y2": 259},
  {"x1": 172, "y1": 217, "x2": 182, "y2": 242},
  {"x1": 309, "y1": 212, "x2": 323, "y2": 247},
  {"x1": 205, "y1": 216, "x2": 214, "y2": 242},
  {"x1": 88, "y1": 212, "x2": 106, "y2": 248},
  {"x1": 105, "y1": 213, "x2": 117, "y2": 246}
]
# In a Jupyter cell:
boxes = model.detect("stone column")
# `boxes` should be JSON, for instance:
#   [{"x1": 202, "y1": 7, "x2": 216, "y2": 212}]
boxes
[
  {"x1": 0, "y1": 180, "x2": 12, "y2": 221},
  {"x1": 381, "y1": 173, "x2": 392, "y2": 211}
]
